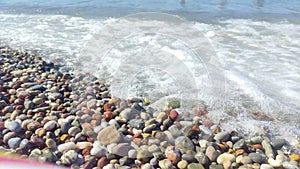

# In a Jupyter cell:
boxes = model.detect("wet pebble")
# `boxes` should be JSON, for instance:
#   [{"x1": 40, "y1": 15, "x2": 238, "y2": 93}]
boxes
[
  {"x1": 175, "y1": 136, "x2": 195, "y2": 154},
  {"x1": 271, "y1": 138, "x2": 286, "y2": 150},
  {"x1": 214, "y1": 132, "x2": 230, "y2": 142},
  {"x1": 248, "y1": 153, "x2": 264, "y2": 163}
]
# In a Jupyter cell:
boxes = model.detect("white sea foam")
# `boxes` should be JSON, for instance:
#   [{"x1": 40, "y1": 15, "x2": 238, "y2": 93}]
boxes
[{"x1": 0, "y1": 13, "x2": 299, "y2": 140}]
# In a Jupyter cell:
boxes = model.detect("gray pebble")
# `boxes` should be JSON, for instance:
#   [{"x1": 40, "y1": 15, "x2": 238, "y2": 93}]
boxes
[
  {"x1": 182, "y1": 153, "x2": 196, "y2": 162},
  {"x1": 214, "y1": 132, "x2": 230, "y2": 142},
  {"x1": 128, "y1": 119, "x2": 145, "y2": 129},
  {"x1": 68, "y1": 126, "x2": 81, "y2": 136},
  {"x1": 175, "y1": 136, "x2": 194, "y2": 154},
  {"x1": 90, "y1": 145, "x2": 106, "y2": 158},
  {"x1": 43, "y1": 120, "x2": 57, "y2": 131},
  {"x1": 195, "y1": 152, "x2": 209, "y2": 164},
  {"x1": 8, "y1": 137, "x2": 21, "y2": 149},
  {"x1": 233, "y1": 139, "x2": 245, "y2": 150},
  {"x1": 6, "y1": 121, "x2": 21, "y2": 132},
  {"x1": 271, "y1": 138, "x2": 286, "y2": 150},
  {"x1": 248, "y1": 153, "x2": 264, "y2": 163},
  {"x1": 19, "y1": 138, "x2": 30, "y2": 149},
  {"x1": 150, "y1": 157, "x2": 158, "y2": 166},
  {"x1": 250, "y1": 136, "x2": 263, "y2": 144},
  {"x1": 128, "y1": 149, "x2": 137, "y2": 159}
]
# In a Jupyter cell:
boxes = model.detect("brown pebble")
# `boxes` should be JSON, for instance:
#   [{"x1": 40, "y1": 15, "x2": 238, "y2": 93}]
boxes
[
  {"x1": 27, "y1": 121, "x2": 41, "y2": 131},
  {"x1": 235, "y1": 149, "x2": 244, "y2": 156},
  {"x1": 97, "y1": 157, "x2": 110, "y2": 168},
  {"x1": 165, "y1": 146, "x2": 181, "y2": 164},
  {"x1": 133, "y1": 138, "x2": 142, "y2": 145},
  {"x1": 30, "y1": 135, "x2": 45, "y2": 148},
  {"x1": 0, "y1": 122, "x2": 5, "y2": 130},
  {"x1": 192, "y1": 125, "x2": 201, "y2": 135},
  {"x1": 82, "y1": 146, "x2": 92, "y2": 156}
]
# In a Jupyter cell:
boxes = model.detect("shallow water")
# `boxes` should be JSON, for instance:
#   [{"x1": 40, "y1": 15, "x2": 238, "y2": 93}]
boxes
[{"x1": 0, "y1": 0, "x2": 299, "y2": 144}]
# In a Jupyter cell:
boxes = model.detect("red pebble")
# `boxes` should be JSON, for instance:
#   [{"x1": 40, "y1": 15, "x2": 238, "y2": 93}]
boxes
[
  {"x1": 103, "y1": 111, "x2": 113, "y2": 121},
  {"x1": 169, "y1": 110, "x2": 179, "y2": 121},
  {"x1": 103, "y1": 103, "x2": 111, "y2": 112}
]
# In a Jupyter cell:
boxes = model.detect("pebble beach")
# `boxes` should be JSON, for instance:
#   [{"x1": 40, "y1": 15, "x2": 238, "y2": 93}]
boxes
[{"x1": 0, "y1": 46, "x2": 300, "y2": 169}]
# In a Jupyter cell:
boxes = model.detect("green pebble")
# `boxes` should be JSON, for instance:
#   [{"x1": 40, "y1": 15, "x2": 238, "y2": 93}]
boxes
[
  {"x1": 187, "y1": 163, "x2": 205, "y2": 169},
  {"x1": 168, "y1": 100, "x2": 180, "y2": 109}
]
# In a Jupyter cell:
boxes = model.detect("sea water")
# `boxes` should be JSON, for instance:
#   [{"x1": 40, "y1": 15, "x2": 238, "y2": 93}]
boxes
[{"x1": 0, "y1": 0, "x2": 299, "y2": 145}]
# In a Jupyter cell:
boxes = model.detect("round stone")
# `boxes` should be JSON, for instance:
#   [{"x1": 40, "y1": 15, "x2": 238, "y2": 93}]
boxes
[
  {"x1": 90, "y1": 145, "x2": 106, "y2": 158},
  {"x1": 182, "y1": 153, "x2": 196, "y2": 163},
  {"x1": 187, "y1": 163, "x2": 205, "y2": 169},
  {"x1": 177, "y1": 160, "x2": 188, "y2": 169},
  {"x1": 19, "y1": 138, "x2": 30, "y2": 149},
  {"x1": 61, "y1": 150, "x2": 78, "y2": 165},
  {"x1": 233, "y1": 139, "x2": 245, "y2": 150},
  {"x1": 141, "y1": 163, "x2": 151, "y2": 169},
  {"x1": 260, "y1": 164, "x2": 274, "y2": 169},
  {"x1": 43, "y1": 120, "x2": 57, "y2": 131},
  {"x1": 241, "y1": 156, "x2": 252, "y2": 165},
  {"x1": 45, "y1": 138, "x2": 57, "y2": 149},
  {"x1": 76, "y1": 142, "x2": 92, "y2": 150},
  {"x1": 6, "y1": 121, "x2": 21, "y2": 132},
  {"x1": 97, "y1": 156, "x2": 110, "y2": 168},
  {"x1": 205, "y1": 146, "x2": 218, "y2": 162},
  {"x1": 58, "y1": 142, "x2": 76, "y2": 152},
  {"x1": 111, "y1": 143, "x2": 131, "y2": 157},
  {"x1": 217, "y1": 153, "x2": 236, "y2": 169},
  {"x1": 128, "y1": 149, "x2": 137, "y2": 159},
  {"x1": 159, "y1": 159, "x2": 173, "y2": 169},
  {"x1": 214, "y1": 132, "x2": 230, "y2": 142},
  {"x1": 195, "y1": 152, "x2": 209, "y2": 164},
  {"x1": 97, "y1": 125, "x2": 121, "y2": 145},
  {"x1": 169, "y1": 110, "x2": 179, "y2": 121},
  {"x1": 8, "y1": 137, "x2": 21, "y2": 149},
  {"x1": 248, "y1": 153, "x2": 264, "y2": 163},
  {"x1": 175, "y1": 136, "x2": 195, "y2": 154},
  {"x1": 68, "y1": 126, "x2": 81, "y2": 136},
  {"x1": 271, "y1": 139, "x2": 286, "y2": 150}
]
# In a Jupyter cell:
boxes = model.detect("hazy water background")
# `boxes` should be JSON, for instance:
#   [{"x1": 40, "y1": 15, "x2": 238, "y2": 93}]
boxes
[{"x1": 0, "y1": 0, "x2": 300, "y2": 145}]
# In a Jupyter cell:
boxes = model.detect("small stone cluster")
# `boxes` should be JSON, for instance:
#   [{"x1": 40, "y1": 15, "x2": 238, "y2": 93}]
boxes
[{"x1": 0, "y1": 46, "x2": 299, "y2": 169}]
